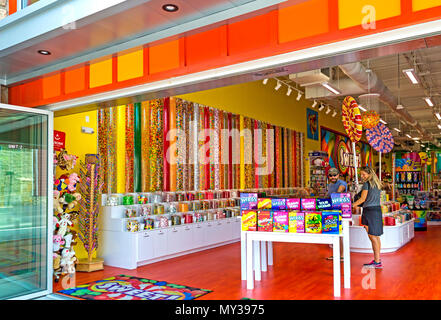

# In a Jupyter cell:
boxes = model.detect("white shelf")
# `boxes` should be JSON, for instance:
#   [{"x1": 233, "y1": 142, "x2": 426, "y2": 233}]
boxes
[{"x1": 98, "y1": 206, "x2": 241, "y2": 269}]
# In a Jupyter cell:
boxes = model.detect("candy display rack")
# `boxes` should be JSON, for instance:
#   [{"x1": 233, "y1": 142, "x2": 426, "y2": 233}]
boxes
[{"x1": 308, "y1": 151, "x2": 329, "y2": 197}]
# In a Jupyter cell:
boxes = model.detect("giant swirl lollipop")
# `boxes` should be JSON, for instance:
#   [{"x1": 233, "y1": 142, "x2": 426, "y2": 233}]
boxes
[
  {"x1": 342, "y1": 96, "x2": 363, "y2": 142},
  {"x1": 361, "y1": 110, "x2": 380, "y2": 129},
  {"x1": 366, "y1": 122, "x2": 394, "y2": 153}
]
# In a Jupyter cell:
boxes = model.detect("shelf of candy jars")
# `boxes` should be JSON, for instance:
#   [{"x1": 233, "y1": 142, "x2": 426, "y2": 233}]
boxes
[
  {"x1": 411, "y1": 191, "x2": 441, "y2": 223},
  {"x1": 308, "y1": 151, "x2": 329, "y2": 197},
  {"x1": 101, "y1": 190, "x2": 243, "y2": 233}
]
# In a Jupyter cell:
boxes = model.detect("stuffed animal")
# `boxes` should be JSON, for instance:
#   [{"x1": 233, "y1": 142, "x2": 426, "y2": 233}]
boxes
[
  {"x1": 53, "y1": 234, "x2": 65, "y2": 252},
  {"x1": 60, "y1": 248, "x2": 76, "y2": 274},
  {"x1": 66, "y1": 173, "x2": 80, "y2": 192},
  {"x1": 62, "y1": 192, "x2": 81, "y2": 210},
  {"x1": 57, "y1": 213, "x2": 72, "y2": 237},
  {"x1": 64, "y1": 233, "x2": 73, "y2": 249},
  {"x1": 56, "y1": 149, "x2": 77, "y2": 171},
  {"x1": 54, "y1": 190, "x2": 64, "y2": 214}
]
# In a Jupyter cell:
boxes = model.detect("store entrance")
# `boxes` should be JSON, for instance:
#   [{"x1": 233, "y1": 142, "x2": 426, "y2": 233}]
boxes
[{"x1": 0, "y1": 103, "x2": 53, "y2": 300}]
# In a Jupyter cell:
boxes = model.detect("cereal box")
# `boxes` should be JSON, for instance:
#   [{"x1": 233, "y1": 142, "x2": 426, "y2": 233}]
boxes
[
  {"x1": 305, "y1": 212, "x2": 322, "y2": 233},
  {"x1": 273, "y1": 211, "x2": 289, "y2": 232},
  {"x1": 258, "y1": 198, "x2": 272, "y2": 210},
  {"x1": 288, "y1": 211, "x2": 305, "y2": 233},
  {"x1": 330, "y1": 193, "x2": 351, "y2": 209},
  {"x1": 271, "y1": 198, "x2": 287, "y2": 210},
  {"x1": 241, "y1": 210, "x2": 257, "y2": 231},
  {"x1": 240, "y1": 193, "x2": 258, "y2": 210},
  {"x1": 316, "y1": 198, "x2": 333, "y2": 210},
  {"x1": 322, "y1": 211, "x2": 340, "y2": 234},
  {"x1": 257, "y1": 211, "x2": 273, "y2": 232},
  {"x1": 286, "y1": 198, "x2": 300, "y2": 210},
  {"x1": 301, "y1": 198, "x2": 316, "y2": 211}
]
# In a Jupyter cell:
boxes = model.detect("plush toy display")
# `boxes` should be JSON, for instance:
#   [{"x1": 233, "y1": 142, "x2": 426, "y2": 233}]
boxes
[{"x1": 53, "y1": 149, "x2": 80, "y2": 281}]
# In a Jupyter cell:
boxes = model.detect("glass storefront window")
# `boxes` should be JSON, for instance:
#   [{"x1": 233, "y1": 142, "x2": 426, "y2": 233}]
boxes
[{"x1": 0, "y1": 107, "x2": 50, "y2": 299}]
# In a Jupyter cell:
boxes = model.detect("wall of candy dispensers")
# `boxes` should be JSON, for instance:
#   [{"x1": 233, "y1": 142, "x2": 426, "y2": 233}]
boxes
[{"x1": 97, "y1": 97, "x2": 305, "y2": 196}]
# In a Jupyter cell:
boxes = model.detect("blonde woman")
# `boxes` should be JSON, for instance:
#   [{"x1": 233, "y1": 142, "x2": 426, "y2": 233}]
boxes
[{"x1": 352, "y1": 166, "x2": 383, "y2": 269}]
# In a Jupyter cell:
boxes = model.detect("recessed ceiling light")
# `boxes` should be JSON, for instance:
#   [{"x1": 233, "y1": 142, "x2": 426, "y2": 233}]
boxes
[
  {"x1": 38, "y1": 50, "x2": 51, "y2": 55},
  {"x1": 162, "y1": 4, "x2": 179, "y2": 12}
]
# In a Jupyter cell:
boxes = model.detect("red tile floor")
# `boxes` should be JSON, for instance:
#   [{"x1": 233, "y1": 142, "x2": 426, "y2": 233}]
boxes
[{"x1": 53, "y1": 226, "x2": 441, "y2": 300}]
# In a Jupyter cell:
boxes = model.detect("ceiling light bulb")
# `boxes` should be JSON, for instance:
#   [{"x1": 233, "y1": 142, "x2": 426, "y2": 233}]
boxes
[
  {"x1": 318, "y1": 104, "x2": 325, "y2": 111},
  {"x1": 406, "y1": 134, "x2": 412, "y2": 139},
  {"x1": 359, "y1": 105, "x2": 367, "y2": 112},
  {"x1": 296, "y1": 91, "x2": 302, "y2": 101},
  {"x1": 311, "y1": 100, "x2": 317, "y2": 108},
  {"x1": 286, "y1": 87, "x2": 292, "y2": 96},
  {"x1": 438, "y1": 124, "x2": 441, "y2": 130},
  {"x1": 275, "y1": 81, "x2": 281, "y2": 91},
  {"x1": 436, "y1": 113, "x2": 441, "y2": 121},
  {"x1": 396, "y1": 104, "x2": 404, "y2": 110},
  {"x1": 326, "y1": 106, "x2": 331, "y2": 114},
  {"x1": 332, "y1": 110, "x2": 337, "y2": 117},
  {"x1": 38, "y1": 50, "x2": 51, "y2": 55},
  {"x1": 379, "y1": 119, "x2": 387, "y2": 124},
  {"x1": 262, "y1": 78, "x2": 268, "y2": 85},
  {"x1": 162, "y1": 4, "x2": 179, "y2": 12},
  {"x1": 393, "y1": 128, "x2": 401, "y2": 132},
  {"x1": 403, "y1": 69, "x2": 419, "y2": 84},
  {"x1": 424, "y1": 97, "x2": 434, "y2": 107}
]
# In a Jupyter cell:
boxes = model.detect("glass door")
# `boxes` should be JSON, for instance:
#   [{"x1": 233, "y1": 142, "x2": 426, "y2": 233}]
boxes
[{"x1": 0, "y1": 103, "x2": 52, "y2": 300}]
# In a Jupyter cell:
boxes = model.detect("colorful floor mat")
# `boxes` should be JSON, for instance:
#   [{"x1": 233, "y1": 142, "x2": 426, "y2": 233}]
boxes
[{"x1": 57, "y1": 275, "x2": 212, "y2": 300}]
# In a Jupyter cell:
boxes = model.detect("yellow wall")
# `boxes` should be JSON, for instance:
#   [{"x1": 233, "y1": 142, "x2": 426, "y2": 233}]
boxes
[
  {"x1": 54, "y1": 111, "x2": 98, "y2": 260},
  {"x1": 177, "y1": 79, "x2": 347, "y2": 187}
]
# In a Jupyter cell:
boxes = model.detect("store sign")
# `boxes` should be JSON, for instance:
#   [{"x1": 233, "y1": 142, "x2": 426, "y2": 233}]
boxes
[
  {"x1": 54, "y1": 130, "x2": 66, "y2": 151},
  {"x1": 339, "y1": 151, "x2": 361, "y2": 168}
]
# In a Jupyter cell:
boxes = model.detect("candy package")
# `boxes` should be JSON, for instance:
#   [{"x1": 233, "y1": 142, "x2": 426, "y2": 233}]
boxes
[
  {"x1": 288, "y1": 211, "x2": 305, "y2": 233},
  {"x1": 305, "y1": 212, "x2": 322, "y2": 233},
  {"x1": 322, "y1": 211, "x2": 340, "y2": 234},
  {"x1": 258, "y1": 198, "x2": 272, "y2": 210},
  {"x1": 271, "y1": 198, "x2": 287, "y2": 210},
  {"x1": 241, "y1": 210, "x2": 257, "y2": 231},
  {"x1": 301, "y1": 198, "x2": 316, "y2": 211},
  {"x1": 316, "y1": 198, "x2": 332, "y2": 210},
  {"x1": 240, "y1": 193, "x2": 258, "y2": 210},
  {"x1": 273, "y1": 211, "x2": 289, "y2": 232},
  {"x1": 286, "y1": 198, "x2": 300, "y2": 210},
  {"x1": 331, "y1": 193, "x2": 351, "y2": 209},
  {"x1": 257, "y1": 211, "x2": 273, "y2": 232},
  {"x1": 341, "y1": 202, "x2": 352, "y2": 219}
]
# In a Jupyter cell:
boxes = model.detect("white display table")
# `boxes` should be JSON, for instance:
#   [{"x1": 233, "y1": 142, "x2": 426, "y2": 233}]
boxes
[
  {"x1": 241, "y1": 219, "x2": 351, "y2": 297},
  {"x1": 350, "y1": 214, "x2": 414, "y2": 253}
]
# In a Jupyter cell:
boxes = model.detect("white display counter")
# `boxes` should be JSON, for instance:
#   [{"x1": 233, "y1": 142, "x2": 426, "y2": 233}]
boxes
[
  {"x1": 97, "y1": 204, "x2": 241, "y2": 269},
  {"x1": 349, "y1": 214, "x2": 414, "y2": 253}
]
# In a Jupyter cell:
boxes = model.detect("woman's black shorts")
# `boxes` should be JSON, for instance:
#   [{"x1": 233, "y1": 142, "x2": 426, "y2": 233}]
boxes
[{"x1": 361, "y1": 206, "x2": 383, "y2": 236}]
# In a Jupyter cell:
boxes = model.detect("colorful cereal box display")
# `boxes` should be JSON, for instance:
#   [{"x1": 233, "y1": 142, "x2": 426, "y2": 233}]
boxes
[
  {"x1": 288, "y1": 211, "x2": 305, "y2": 233},
  {"x1": 240, "y1": 193, "x2": 258, "y2": 210},
  {"x1": 258, "y1": 198, "x2": 272, "y2": 210},
  {"x1": 316, "y1": 198, "x2": 333, "y2": 210},
  {"x1": 241, "y1": 210, "x2": 257, "y2": 231},
  {"x1": 286, "y1": 198, "x2": 300, "y2": 210},
  {"x1": 305, "y1": 212, "x2": 322, "y2": 233},
  {"x1": 258, "y1": 211, "x2": 273, "y2": 232},
  {"x1": 271, "y1": 198, "x2": 287, "y2": 210},
  {"x1": 273, "y1": 211, "x2": 289, "y2": 232},
  {"x1": 322, "y1": 211, "x2": 340, "y2": 234},
  {"x1": 301, "y1": 198, "x2": 316, "y2": 211}
]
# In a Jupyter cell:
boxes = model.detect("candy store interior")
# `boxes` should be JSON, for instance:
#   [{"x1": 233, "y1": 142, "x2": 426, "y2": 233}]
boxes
[
  {"x1": 5, "y1": 0, "x2": 441, "y2": 301},
  {"x1": 45, "y1": 41, "x2": 441, "y2": 300}
]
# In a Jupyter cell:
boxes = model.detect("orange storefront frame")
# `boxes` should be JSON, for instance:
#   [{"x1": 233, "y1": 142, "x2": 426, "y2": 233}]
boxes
[{"x1": 8, "y1": 0, "x2": 441, "y2": 108}]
